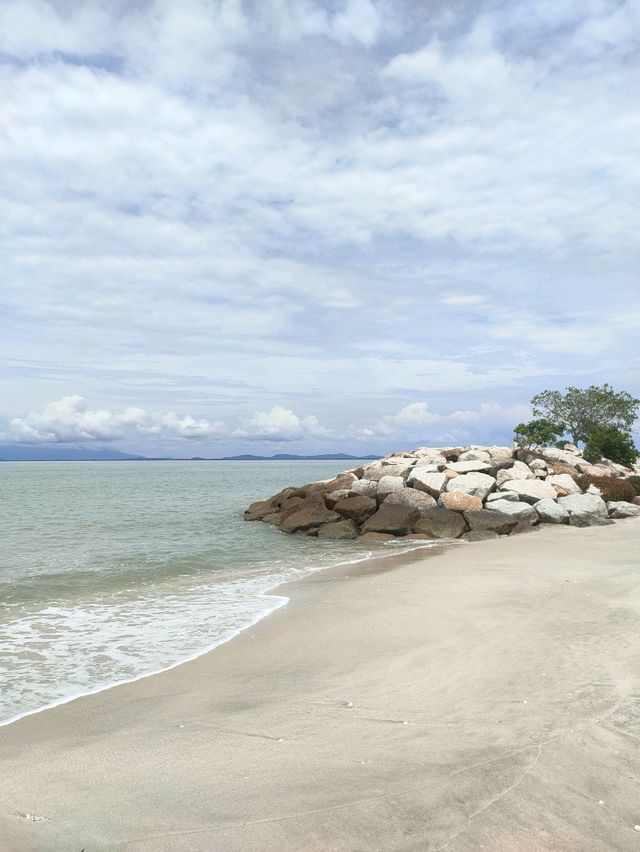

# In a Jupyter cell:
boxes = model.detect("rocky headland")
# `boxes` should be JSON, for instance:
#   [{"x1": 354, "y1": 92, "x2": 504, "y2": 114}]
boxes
[{"x1": 244, "y1": 444, "x2": 640, "y2": 542}]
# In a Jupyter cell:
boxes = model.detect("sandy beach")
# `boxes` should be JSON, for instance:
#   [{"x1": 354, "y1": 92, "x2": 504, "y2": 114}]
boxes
[{"x1": 2, "y1": 521, "x2": 640, "y2": 851}]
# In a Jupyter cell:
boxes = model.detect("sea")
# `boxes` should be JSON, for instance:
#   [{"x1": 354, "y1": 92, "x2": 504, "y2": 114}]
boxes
[{"x1": 0, "y1": 460, "x2": 439, "y2": 726}]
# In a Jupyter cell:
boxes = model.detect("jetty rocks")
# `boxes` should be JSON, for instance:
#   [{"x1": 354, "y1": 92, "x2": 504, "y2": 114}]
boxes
[{"x1": 244, "y1": 444, "x2": 640, "y2": 542}]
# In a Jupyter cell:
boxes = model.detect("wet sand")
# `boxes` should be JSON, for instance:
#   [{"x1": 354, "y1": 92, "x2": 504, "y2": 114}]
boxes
[{"x1": 1, "y1": 520, "x2": 640, "y2": 851}]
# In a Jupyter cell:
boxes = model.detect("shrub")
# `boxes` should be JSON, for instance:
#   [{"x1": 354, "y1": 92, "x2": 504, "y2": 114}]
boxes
[
  {"x1": 583, "y1": 425, "x2": 638, "y2": 467},
  {"x1": 627, "y1": 476, "x2": 640, "y2": 496},
  {"x1": 575, "y1": 474, "x2": 636, "y2": 503},
  {"x1": 513, "y1": 419, "x2": 564, "y2": 450}
]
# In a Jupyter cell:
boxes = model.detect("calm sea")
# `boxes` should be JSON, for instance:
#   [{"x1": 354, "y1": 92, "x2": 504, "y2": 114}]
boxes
[{"x1": 0, "y1": 460, "x2": 436, "y2": 725}]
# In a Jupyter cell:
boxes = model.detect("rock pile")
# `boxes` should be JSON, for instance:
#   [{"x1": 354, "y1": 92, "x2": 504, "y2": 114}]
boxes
[{"x1": 244, "y1": 444, "x2": 640, "y2": 542}]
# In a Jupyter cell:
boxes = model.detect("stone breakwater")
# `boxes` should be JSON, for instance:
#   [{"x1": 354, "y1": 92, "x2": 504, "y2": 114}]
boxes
[{"x1": 244, "y1": 445, "x2": 640, "y2": 542}]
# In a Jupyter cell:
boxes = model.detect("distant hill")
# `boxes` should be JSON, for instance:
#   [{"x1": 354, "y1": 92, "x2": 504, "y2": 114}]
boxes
[
  {"x1": 216, "y1": 453, "x2": 381, "y2": 461},
  {"x1": 0, "y1": 445, "x2": 145, "y2": 461}
]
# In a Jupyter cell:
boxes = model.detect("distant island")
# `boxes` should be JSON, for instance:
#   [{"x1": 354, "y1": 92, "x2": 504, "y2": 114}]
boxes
[{"x1": 0, "y1": 445, "x2": 380, "y2": 462}]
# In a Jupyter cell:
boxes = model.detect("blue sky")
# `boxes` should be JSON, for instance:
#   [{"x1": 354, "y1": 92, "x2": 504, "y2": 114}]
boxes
[{"x1": 1, "y1": 0, "x2": 639, "y2": 456}]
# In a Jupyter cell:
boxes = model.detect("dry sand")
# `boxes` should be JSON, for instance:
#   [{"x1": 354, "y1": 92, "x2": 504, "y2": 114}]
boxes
[{"x1": 1, "y1": 520, "x2": 640, "y2": 851}]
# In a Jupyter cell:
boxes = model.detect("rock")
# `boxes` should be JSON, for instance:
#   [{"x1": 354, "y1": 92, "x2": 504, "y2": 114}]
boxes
[
  {"x1": 458, "y1": 449, "x2": 491, "y2": 462},
  {"x1": 554, "y1": 487, "x2": 570, "y2": 497},
  {"x1": 406, "y1": 469, "x2": 448, "y2": 499},
  {"x1": 280, "y1": 496, "x2": 340, "y2": 533},
  {"x1": 575, "y1": 462, "x2": 613, "y2": 477},
  {"x1": 531, "y1": 447, "x2": 582, "y2": 468},
  {"x1": 244, "y1": 497, "x2": 279, "y2": 521},
  {"x1": 323, "y1": 489, "x2": 352, "y2": 508},
  {"x1": 485, "y1": 500, "x2": 538, "y2": 525},
  {"x1": 558, "y1": 493, "x2": 610, "y2": 527},
  {"x1": 362, "y1": 504, "x2": 421, "y2": 536},
  {"x1": 438, "y1": 491, "x2": 483, "y2": 512},
  {"x1": 529, "y1": 459, "x2": 548, "y2": 472},
  {"x1": 317, "y1": 519, "x2": 359, "y2": 540},
  {"x1": 350, "y1": 478, "x2": 378, "y2": 498},
  {"x1": 486, "y1": 490, "x2": 519, "y2": 502},
  {"x1": 377, "y1": 475, "x2": 406, "y2": 499},
  {"x1": 360, "y1": 460, "x2": 414, "y2": 481},
  {"x1": 413, "y1": 507, "x2": 468, "y2": 539},
  {"x1": 359, "y1": 532, "x2": 394, "y2": 542},
  {"x1": 496, "y1": 461, "x2": 535, "y2": 485},
  {"x1": 278, "y1": 496, "x2": 306, "y2": 520},
  {"x1": 463, "y1": 530, "x2": 500, "y2": 541},
  {"x1": 333, "y1": 495, "x2": 377, "y2": 523},
  {"x1": 607, "y1": 501, "x2": 640, "y2": 519},
  {"x1": 486, "y1": 458, "x2": 516, "y2": 478},
  {"x1": 498, "y1": 479, "x2": 557, "y2": 504},
  {"x1": 535, "y1": 498, "x2": 569, "y2": 524},
  {"x1": 412, "y1": 449, "x2": 449, "y2": 465},
  {"x1": 446, "y1": 460, "x2": 492, "y2": 474},
  {"x1": 485, "y1": 446, "x2": 514, "y2": 459},
  {"x1": 547, "y1": 474, "x2": 581, "y2": 495},
  {"x1": 563, "y1": 443, "x2": 580, "y2": 454},
  {"x1": 446, "y1": 472, "x2": 496, "y2": 501},
  {"x1": 463, "y1": 509, "x2": 518, "y2": 535},
  {"x1": 534, "y1": 469, "x2": 547, "y2": 479},
  {"x1": 444, "y1": 469, "x2": 459, "y2": 480},
  {"x1": 586, "y1": 484, "x2": 602, "y2": 497},
  {"x1": 405, "y1": 533, "x2": 433, "y2": 540},
  {"x1": 262, "y1": 512, "x2": 283, "y2": 525},
  {"x1": 384, "y1": 490, "x2": 437, "y2": 513}
]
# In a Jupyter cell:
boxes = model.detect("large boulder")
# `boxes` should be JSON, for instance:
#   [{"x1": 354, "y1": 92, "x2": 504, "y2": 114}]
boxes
[
  {"x1": 557, "y1": 493, "x2": 610, "y2": 527},
  {"x1": 498, "y1": 479, "x2": 557, "y2": 504},
  {"x1": 547, "y1": 473, "x2": 581, "y2": 495},
  {"x1": 607, "y1": 501, "x2": 640, "y2": 519},
  {"x1": 362, "y1": 504, "x2": 421, "y2": 536},
  {"x1": 535, "y1": 498, "x2": 569, "y2": 524},
  {"x1": 438, "y1": 491, "x2": 483, "y2": 512},
  {"x1": 407, "y1": 469, "x2": 448, "y2": 499},
  {"x1": 484, "y1": 500, "x2": 538, "y2": 525},
  {"x1": 244, "y1": 497, "x2": 279, "y2": 521},
  {"x1": 413, "y1": 507, "x2": 468, "y2": 539},
  {"x1": 323, "y1": 489, "x2": 352, "y2": 508},
  {"x1": 384, "y1": 490, "x2": 437, "y2": 513},
  {"x1": 333, "y1": 495, "x2": 377, "y2": 523},
  {"x1": 463, "y1": 509, "x2": 518, "y2": 535},
  {"x1": 496, "y1": 461, "x2": 535, "y2": 486},
  {"x1": 458, "y1": 449, "x2": 491, "y2": 462},
  {"x1": 446, "y1": 460, "x2": 492, "y2": 474},
  {"x1": 278, "y1": 495, "x2": 306, "y2": 520},
  {"x1": 280, "y1": 496, "x2": 340, "y2": 533},
  {"x1": 446, "y1": 472, "x2": 496, "y2": 501},
  {"x1": 317, "y1": 519, "x2": 359, "y2": 540},
  {"x1": 360, "y1": 460, "x2": 414, "y2": 481},
  {"x1": 377, "y1": 475, "x2": 406, "y2": 500},
  {"x1": 351, "y1": 478, "x2": 378, "y2": 498}
]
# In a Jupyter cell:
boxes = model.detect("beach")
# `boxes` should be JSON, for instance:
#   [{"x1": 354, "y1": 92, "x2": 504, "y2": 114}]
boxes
[{"x1": 2, "y1": 520, "x2": 640, "y2": 851}]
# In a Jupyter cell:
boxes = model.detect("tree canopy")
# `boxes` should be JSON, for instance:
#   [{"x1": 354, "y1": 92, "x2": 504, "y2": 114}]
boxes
[{"x1": 531, "y1": 384, "x2": 639, "y2": 446}]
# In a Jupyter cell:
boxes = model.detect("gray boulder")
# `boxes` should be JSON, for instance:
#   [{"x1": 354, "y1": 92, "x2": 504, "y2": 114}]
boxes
[
  {"x1": 535, "y1": 498, "x2": 569, "y2": 524},
  {"x1": 485, "y1": 500, "x2": 538, "y2": 525},
  {"x1": 407, "y1": 469, "x2": 448, "y2": 499},
  {"x1": 446, "y1": 460, "x2": 492, "y2": 474},
  {"x1": 446, "y1": 472, "x2": 496, "y2": 501},
  {"x1": 413, "y1": 507, "x2": 467, "y2": 539},
  {"x1": 498, "y1": 479, "x2": 557, "y2": 504},
  {"x1": 377, "y1": 475, "x2": 406, "y2": 499},
  {"x1": 317, "y1": 519, "x2": 359, "y2": 540},
  {"x1": 558, "y1": 493, "x2": 611, "y2": 527},
  {"x1": 384, "y1": 490, "x2": 437, "y2": 513},
  {"x1": 496, "y1": 461, "x2": 535, "y2": 485},
  {"x1": 607, "y1": 501, "x2": 640, "y2": 519},
  {"x1": 486, "y1": 490, "x2": 519, "y2": 503},
  {"x1": 362, "y1": 504, "x2": 421, "y2": 536},
  {"x1": 463, "y1": 509, "x2": 518, "y2": 535},
  {"x1": 351, "y1": 478, "x2": 378, "y2": 497}
]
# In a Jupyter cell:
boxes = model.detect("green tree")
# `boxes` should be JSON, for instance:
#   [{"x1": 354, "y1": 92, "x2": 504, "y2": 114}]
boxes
[
  {"x1": 531, "y1": 384, "x2": 639, "y2": 445},
  {"x1": 513, "y1": 419, "x2": 565, "y2": 450},
  {"x1": 583, "y1": 426, "x2": 638, "y2": 467}
]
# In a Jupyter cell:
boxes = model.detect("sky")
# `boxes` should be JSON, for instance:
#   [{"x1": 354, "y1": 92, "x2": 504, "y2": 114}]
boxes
[{"x1": 1, "y1": 0, "x2": 639, "y2": 457}]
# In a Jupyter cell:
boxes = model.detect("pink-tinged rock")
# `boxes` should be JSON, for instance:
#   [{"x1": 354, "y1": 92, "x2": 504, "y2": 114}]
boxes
[{"x1": 438, "y1": 491, "x2": 483, "y2": 512}]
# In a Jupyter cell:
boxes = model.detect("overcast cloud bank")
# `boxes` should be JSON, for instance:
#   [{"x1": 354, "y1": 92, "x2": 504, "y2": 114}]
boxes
[{"x1": 1, "y1": 0, "x2": 638, "y2": 455}]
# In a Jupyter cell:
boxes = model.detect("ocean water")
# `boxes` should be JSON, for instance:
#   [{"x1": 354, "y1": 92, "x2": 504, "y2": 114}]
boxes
[{"x1": 0, "y1": 460, "x2": 437, "y2": 725}]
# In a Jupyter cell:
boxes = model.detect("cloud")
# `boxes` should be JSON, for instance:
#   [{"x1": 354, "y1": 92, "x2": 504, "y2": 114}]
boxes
[
  {"x1": 3, "y1": 396, "x2": 225, "y2": 444},
  {"x1": 0, "y1": 1, "x2": 638, "y2": 455},
  {"x1": 233, "y1": 406, "x2": 330, "y2": 442}
]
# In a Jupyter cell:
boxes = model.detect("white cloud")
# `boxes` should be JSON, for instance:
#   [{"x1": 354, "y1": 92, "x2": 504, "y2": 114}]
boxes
[
  {"x1": 233, "y1": 406, "x2": 330, "y2": 442},
  {"x1": 3, "y1": 396, "x2": 225, "y2": 444}
]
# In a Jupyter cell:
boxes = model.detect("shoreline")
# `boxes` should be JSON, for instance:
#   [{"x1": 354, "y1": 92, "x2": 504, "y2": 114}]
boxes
[
  {"x1": 2, "y1": 520, "x2": 639, "y2": 851},
  {"x1": 0, "y1": 538, "x2": 450, "y2": 731}
]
